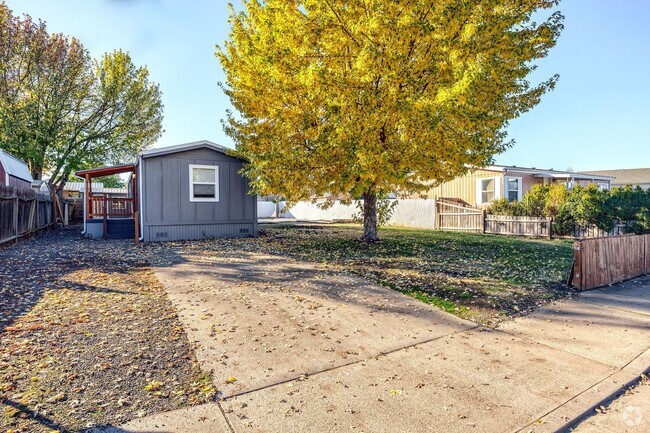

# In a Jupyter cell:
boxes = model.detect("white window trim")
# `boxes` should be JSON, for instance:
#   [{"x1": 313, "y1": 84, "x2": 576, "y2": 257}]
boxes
[
  {"x1": 189, "y1": 164, "x2": 219, "y2": 202},
  {"x1": 476, "y1": 177, "x2": 501, "y2": 205},
  {"x1": 505, "y1": 176, "x2": 523, "y2": 202}
]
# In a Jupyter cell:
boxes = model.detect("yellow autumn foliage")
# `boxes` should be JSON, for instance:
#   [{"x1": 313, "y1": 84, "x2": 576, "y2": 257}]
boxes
[{"x1": 217, "y1": 0, "x2": 563, "y2": 238}]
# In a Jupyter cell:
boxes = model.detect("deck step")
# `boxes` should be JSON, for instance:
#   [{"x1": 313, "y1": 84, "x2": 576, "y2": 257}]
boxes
[
  {"x1": 105, "y1": 219, "x2": 135, "y2": 238},
  {"x1": 105, "y1": 233, "x2": 136, "y2": 240}
]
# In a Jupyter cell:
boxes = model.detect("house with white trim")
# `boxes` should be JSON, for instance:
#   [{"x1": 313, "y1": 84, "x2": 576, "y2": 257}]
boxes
[
  {"x1": 74, "y1": 140, "x2": 257, "y2": 241},
  {"x1": 420, "y1": 165, "x2": 614, "y2": 207}
]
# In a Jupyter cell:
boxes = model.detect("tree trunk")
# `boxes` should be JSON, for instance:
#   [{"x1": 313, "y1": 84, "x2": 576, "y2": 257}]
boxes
[{"x1": 361, "y1": 191, "x2": 380, "y2": 242}]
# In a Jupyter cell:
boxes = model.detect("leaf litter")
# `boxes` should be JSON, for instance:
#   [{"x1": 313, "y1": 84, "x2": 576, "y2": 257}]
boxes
[{"x1": 1, "y1": 229, "x2": 216, "y2": 433}]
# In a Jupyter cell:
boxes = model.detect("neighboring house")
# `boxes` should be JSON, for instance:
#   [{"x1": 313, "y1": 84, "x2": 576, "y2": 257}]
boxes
[
  {"x1": 31, "y1": 179, "x2": 51, "y2": 194},
  {"x1": 578, "y1": 168, "x2": 650, "y2": 190},
  {"x1": 0, "y1": 149, "x2": 34, "y2": 189},
  {"x1": 63, "y1": 181, "x2": 128, "y2": 199},
  {"x1": 419, "y1": 165, "x2": 614, "y2": 207},
  {"x1": 74, "y1": 140, "x2": 257, "y2": 241}
]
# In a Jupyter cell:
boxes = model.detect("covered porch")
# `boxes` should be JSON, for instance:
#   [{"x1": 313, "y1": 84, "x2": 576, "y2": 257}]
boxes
[{"x1": 74, "y1": 164, "x2": 139, "y2": 240}]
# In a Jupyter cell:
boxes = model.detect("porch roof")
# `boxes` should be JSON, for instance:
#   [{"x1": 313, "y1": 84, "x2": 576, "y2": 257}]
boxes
[{"x1": 74, "y1": 163, "x2": 136, "y2": 179}]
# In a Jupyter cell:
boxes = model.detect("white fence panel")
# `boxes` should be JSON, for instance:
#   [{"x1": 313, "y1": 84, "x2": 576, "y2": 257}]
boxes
[
  {"x1": 280, "y1": 200, "x2": 358, "y2": 220},
  {"x1": 386, "y1": 199, "x2": 437, "y2": 229},
  {"x1": 274, "y1": 199, "x2": 437, "y2": 230},
  {"x1": 257, "y1": 201, "x2": 277, "y2": 218}
]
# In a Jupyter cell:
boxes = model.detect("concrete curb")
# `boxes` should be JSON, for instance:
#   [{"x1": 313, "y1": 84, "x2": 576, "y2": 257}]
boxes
[{"x1": 517, "y1": 346, "x2": 650, "y2": 433}]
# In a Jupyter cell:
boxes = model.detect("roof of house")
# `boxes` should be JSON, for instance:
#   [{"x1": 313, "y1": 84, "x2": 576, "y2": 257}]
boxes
[
  {"x1": 64, "y1": 181, "x2": 128, "y2": 195},
  {"x1": 31, "y1": 180, "x2": 50, "y2": 192},
  {"x1": 0, "y1": 149, "x2": 33, "y2": 183},
  {"x1": 487, "y1": 164, "x2": 614, "y2": 181},
  {"x1": 74, "y1": 163, "x2": 137, "y2": 179},
  {"x1": 140, "y1": 140, "x2": 245, "y2": 160},
  {"x1": 578, "y1": 168, "x2": 650, "y2": 186},
  {"x1": 65, "y1": 181, "x2": 105, "y2": 191}
]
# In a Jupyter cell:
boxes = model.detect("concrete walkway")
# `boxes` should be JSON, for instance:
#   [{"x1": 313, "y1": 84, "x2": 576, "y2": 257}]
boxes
[{"x1": 101, "y1": 254, "x2": 650, "y2": 433}]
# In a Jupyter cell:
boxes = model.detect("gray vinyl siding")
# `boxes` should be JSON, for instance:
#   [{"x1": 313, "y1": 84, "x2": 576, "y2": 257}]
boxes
[{"x1": 141, "y1": 148, "x2": 257, "y2": 242}]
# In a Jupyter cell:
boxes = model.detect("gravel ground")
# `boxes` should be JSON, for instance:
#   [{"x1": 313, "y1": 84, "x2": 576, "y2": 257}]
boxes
[{"x1": 1, "y1": 228, "x2": 216, "y2": 433}]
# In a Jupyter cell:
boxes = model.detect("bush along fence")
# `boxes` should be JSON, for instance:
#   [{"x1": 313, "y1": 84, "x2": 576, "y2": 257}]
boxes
[
  {"x1": 433, "y1": 198, "x2": 635, "y2": 239},
  {"x1": 487, "y1": 183, "x2": 650, "y2": 238},
  {"x1": 571, "y1": 233, "x2": 650, "y2": 291},
  {"x1": 0, "y1": 185, "x2": 53, "y2": 246}
]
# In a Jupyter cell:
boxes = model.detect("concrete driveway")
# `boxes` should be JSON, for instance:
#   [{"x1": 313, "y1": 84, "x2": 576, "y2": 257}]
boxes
[{"x1": 106, "y1": 253, "x2": 650, "y2": 433}]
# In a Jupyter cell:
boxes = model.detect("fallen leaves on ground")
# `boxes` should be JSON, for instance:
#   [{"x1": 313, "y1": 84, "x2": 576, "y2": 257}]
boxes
[
  {"x1": 0, "y1": 229, "x2": 215, "y2": 433},
  {"x1": 143, "y1": 223, "x2": 574, "y2": 326}
]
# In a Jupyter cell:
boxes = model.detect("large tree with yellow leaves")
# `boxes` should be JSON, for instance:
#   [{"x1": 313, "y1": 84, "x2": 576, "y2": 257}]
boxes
[{"x1": 217, "y1": 0, "x2": 563, "y2": 241}]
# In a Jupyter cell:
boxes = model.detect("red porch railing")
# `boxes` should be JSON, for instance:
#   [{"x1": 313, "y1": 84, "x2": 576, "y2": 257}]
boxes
[{"x1": 89, "y1": 196, "x2": 135, "y2": 219}]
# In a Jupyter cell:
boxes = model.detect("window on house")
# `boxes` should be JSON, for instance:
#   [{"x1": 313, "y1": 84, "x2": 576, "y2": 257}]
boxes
[
  {"x1": 190, "y1": 165, "x2": 219, "y2": 202},
  {"x1": 562, "y1": 181, "x2": 575, "y2": 189},
  {"x1": 506, "y1": 177, "x2": 521, "y2": 202},
  {"x1": 481, "y1": 178, "x2": 495, "y2": 203}
]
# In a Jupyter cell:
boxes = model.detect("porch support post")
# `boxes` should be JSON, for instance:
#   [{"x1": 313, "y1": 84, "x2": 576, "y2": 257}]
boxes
[
  {"x1": 85, "y1": 175, "x2": 91, "y2": 220},
  {"x1": 132, "y1": 170, "x2": 138, "y2": 215},
  {"x1": 103, "y1": 195, "x2": 108, "y2": 239}
]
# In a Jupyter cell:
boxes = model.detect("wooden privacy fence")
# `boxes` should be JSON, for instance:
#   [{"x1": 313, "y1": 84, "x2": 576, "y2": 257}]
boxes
[
  {"x1": 571, "y1": 234, "x2": 650, "y2": 291},
  {"x1": 0, "y1": 185, "x2": 53, "y2": 246}
]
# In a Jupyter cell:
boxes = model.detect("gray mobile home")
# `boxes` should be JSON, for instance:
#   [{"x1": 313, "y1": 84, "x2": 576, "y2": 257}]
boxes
[{"x1": 75, "y1": 140, "x2": 257, "y2": 241}]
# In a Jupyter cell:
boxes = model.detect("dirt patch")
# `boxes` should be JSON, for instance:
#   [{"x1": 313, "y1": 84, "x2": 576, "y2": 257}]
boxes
[{"x1": 1, "y1": 229, "x2": 215, "y2": 433}]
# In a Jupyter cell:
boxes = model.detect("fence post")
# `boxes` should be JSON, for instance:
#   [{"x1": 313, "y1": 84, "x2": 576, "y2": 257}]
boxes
[
  {"x1": 103, "y1": 195, "x2": 108, "y2": 239},
  {"x1": 547, "y1": 217, "x2": 553, "y2": 240},
  {"x1": 573, "y1": 241, "x2": 583, "y2": 291},
  {"x1": 481, "y1": 210, "x2": 486, "y2": 234},
  {"x1": 432, "y1": 197, "x2": 438, "y2": 229}
]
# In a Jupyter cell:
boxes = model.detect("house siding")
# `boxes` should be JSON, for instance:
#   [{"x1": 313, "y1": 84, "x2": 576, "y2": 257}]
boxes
[
  {"x1": 419, "y1": 169, "x2": 504, "y2": 206},
  {"x1": 141, "y1": 147, "x2": 257, "y2": 242},
  {"x1": 7, "y1": 175, "x2": 32, "y2": 189}
]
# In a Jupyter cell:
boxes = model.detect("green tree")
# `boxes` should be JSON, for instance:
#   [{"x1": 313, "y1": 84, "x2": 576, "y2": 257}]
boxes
[
  {"x1": 0, "y1": 3, "x2": 163, "y2": 193},
  {"x1": 217, "y1": 0, "x2": 564, "y2": 241},
  {"x1": 97, "y1": 175, "x2": 126, "y2": 189}
]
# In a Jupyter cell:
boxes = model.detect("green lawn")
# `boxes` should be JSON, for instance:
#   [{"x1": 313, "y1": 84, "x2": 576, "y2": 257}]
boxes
[{"x1": 255, "y1": 224, "x2": 575, "y2": 325}]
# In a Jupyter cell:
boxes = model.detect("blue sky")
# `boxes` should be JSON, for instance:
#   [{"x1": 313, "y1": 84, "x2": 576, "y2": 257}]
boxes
[{"x1": 5, "y1": 0, "x2": 649, "y2": 171}]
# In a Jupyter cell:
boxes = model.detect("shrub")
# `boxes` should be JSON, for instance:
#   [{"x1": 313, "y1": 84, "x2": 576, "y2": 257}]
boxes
[
  {"x1": 518, "y1": 184, "x2": 548, "y2": 216},
  {"x1": 487, "y1": 198, "x2": 521, "y2": 216},
  {"x1": 545, "y1": 183, "x2": 569, "y2": 217},
  {"x1": 570, "y1": 184, "x2": 613, "y2": 231},
  {"x1": 487, "y1": 181, "x2": 650, "y2": 235}
]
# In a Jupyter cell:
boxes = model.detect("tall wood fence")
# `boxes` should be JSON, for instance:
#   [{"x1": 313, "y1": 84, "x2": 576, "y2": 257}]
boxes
[
  {"x1": 0, "y1": 185, "x2": 53, "y2": 246},
  {"x1": 572, "y1": 234, "x2": 650, "y2": 291}
]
